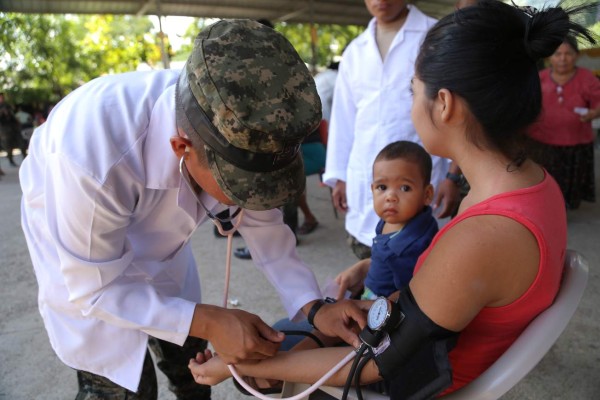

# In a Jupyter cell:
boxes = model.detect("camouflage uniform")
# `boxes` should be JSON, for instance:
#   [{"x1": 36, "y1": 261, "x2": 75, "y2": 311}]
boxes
[
  {"x1": 76, "y1": 337, "x2": 209, "y2": 400},
  {"x1": 348, "y1": 235, "x2": 373, "y2": 260}
]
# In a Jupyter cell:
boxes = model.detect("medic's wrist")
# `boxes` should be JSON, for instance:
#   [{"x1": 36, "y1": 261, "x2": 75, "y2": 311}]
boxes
[
  {"x1": 190, "y1": 303, "x2": 219, "y2": 339},
  {"x1": 307, "y1": 297, "x2": 336, "y2": 330}
]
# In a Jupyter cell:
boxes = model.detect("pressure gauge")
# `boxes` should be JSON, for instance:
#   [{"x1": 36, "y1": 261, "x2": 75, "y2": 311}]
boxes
[{"x1": 367, "y1": 297, "x2": 404, "y2": 332}]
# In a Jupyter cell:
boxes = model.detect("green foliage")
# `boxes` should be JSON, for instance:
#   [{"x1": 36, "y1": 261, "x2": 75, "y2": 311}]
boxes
[
  {"x1": 0, "y1": 13, "x2": 162, "y2": 106},
  {"x1": 174, "y1": 18, "x2": 215, "y2": 61},
  {"x1": 173, "y1": 19, "x2": 364, "y2": 70},
  {"x1": 276, "y1": 23, "x2": 364, "y2": 68},
  {"x1": 580, "y1": 21, "x2": 600, "y2": 49},
  {"x1": 0, "y1": 12, "x2": 362, "y2": 107}
]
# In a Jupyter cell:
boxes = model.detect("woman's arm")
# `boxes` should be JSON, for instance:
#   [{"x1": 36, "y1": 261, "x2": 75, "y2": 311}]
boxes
[
  {"x1": 410, "y1": 214, "x2": 540, "y2": 331},
  {"x1": 189, "y1": 347, "x2": 381, "y2": 387}
]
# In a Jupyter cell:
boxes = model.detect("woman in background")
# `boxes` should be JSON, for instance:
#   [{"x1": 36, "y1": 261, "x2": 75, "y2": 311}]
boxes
[{"x1": 529, "y1": 36, "x2": 600, "y2": 209}]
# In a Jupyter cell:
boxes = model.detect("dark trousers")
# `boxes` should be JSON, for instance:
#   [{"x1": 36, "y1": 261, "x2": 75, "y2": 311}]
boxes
[
  {"x1": 282, "y1": 201, "x2": 298, "y2": 235},
  {"x1": 75, "y1": 336, "x2": 210, "y2": 400},
  {"x1": 348, "y1": 234, "x2": 372, "y2": 260}
]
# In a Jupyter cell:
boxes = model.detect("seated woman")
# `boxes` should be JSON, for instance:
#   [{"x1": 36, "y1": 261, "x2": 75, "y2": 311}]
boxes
[{"x1": 188, "y1": 1, "x2": 594, "y2": 398}]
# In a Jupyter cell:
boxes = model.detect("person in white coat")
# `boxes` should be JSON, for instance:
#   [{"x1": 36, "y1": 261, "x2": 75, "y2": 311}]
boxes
[
  {"x1": 323, "y1": 0, "x2": 462, "y2": 259},
  {"x1": 313, "y1": 61, "x2": 339, "y2": 124},
  {"x1": 19, "y1": 20, "x2": 366, "y2": 399}
]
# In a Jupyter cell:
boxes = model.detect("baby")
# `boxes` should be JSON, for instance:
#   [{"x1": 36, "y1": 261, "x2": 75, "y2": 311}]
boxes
[{"x1": 335, "y1": 140, "x2": 439, "y2": 300}]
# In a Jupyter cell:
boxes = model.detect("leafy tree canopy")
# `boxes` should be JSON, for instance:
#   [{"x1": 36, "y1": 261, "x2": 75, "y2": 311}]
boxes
[
  {"x1": 0, "y1": 13, "x2": 363, "y2": 109},
  {"x1": 0, "y1": 13, "x2": 163, "y2": 106},
  {"x1": 177, "y1": 18, "x2": 364, "y2": 70}
]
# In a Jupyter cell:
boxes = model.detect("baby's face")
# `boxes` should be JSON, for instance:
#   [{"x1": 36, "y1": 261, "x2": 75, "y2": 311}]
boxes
[{"x1": 371, "y1": 158, "x2": 433, "y2": 229}]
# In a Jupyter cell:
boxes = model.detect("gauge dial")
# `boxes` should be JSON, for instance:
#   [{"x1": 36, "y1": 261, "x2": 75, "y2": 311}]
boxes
[{"x1": 367, "y1": 297, "x2": 390, "y2": 331}]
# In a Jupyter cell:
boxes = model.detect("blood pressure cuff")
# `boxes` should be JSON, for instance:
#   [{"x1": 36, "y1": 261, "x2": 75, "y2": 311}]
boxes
[{"x1": 373, "y1": 287, "x2": 459, "y2": 400}]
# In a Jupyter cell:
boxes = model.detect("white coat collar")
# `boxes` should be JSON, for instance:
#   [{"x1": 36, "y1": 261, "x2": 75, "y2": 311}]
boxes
[{"x1": 356, "y1": 5, "x2": 431, "y2": 49}]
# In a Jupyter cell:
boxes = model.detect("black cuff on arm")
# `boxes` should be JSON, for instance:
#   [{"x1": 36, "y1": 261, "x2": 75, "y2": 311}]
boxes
[{"x1": 373, "y1": 287, "x2": 459, "y2": 400}]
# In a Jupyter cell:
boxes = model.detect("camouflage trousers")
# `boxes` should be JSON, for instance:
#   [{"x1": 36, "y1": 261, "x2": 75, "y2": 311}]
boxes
[
  {"x1": 75, "y1": 336, "x2": 210, "y2": 400},
  {"x1": 347, "y1": 234, "x2": 372, "y2": 260}
]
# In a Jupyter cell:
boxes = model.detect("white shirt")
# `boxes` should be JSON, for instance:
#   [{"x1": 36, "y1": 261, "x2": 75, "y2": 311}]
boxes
[
  {"x1": 19, "y1": 70, "x2": 321, "y2": 391},
  {"x1": 323, "y1": 6, "x2": 448, "y2": 246},
  {"x1": 314, "y1": 68, "x2": 338, "y2": 123},
  {"x1": 15, "y1": 110, "x2": 32, "y2": 125}
]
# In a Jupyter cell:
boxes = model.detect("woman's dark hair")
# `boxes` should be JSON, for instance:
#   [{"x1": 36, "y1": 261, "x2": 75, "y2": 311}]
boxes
[
  {"x1": 415, "y1": 0, "x2": 595, "y2": 166},
  {"x1": 375, "y1": 141, "x2": 433, "y2": 185}
]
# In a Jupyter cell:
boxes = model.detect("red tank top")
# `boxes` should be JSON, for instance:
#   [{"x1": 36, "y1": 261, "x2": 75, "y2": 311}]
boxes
[{"x1": 414, "y1": 171, "x2": 567, "y2": 394}]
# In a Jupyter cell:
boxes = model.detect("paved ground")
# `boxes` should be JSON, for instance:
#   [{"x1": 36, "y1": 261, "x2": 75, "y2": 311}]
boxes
[{"x1": 1, "y1": 151, "x2": 598, "y2": 400}]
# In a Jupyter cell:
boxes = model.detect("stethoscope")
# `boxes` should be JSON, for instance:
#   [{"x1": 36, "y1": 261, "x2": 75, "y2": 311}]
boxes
[
  {"x1": 180, "y1": 155, "x2": 244, "y2": 307},
  {"x1": 180, "y1": 155, "x2": 361, "y2": 400}
]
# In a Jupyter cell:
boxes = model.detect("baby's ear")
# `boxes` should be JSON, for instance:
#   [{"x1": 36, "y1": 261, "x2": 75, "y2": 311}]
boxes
[{"x1": 424, "y1": 184, "x2": 435, "y2": 205}]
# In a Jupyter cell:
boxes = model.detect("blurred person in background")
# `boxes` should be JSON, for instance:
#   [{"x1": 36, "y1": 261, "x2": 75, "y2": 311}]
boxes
[
  {"x1": 529, "y1": 35, "x2": 600, "y2": 210},
  {"x1": 0, "y1": 92, "x2": 27, "y2": 167}
]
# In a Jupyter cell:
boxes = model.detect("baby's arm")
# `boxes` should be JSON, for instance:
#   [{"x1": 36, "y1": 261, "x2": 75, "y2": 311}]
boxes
[
  {"x1": 189, "y1": 347, "x2": 382, "y2": 387},
  {"x1": 335, "y1": 258, "x2": 371, "y2": 299}
]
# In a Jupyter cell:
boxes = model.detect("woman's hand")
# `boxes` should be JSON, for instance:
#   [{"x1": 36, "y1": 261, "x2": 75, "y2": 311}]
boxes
[
  {"x1": 189, "y1": 349, "x2": 231, "y2": 386},
  {"x1": 335, "y1": 258, "x2": 371, "y2": 300},
  {"x1": 580, "y1": 108, "x2": 600, "y2": 123}
]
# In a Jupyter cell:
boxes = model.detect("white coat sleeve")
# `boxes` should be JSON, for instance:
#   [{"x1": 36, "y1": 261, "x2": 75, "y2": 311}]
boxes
[
  {"x1": 322, "y1": 55, "x2": 356, "y2": 187},
  {"x1": 238, "y1": 208, "x2": 322, "y2": 321},
  {"x1": 45, "y1": 155, "x2": 194, "y2": 345}
]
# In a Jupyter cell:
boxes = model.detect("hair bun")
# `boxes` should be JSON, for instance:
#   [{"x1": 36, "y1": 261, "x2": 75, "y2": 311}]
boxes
[{"x1": 518, "y1": 3, "x2": 596, "y2": 61}]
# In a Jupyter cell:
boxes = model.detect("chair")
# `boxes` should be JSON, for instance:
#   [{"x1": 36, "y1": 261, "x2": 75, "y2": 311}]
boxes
[{"x1": 281, "y1": 249, "x2": 589, "y2": 400}]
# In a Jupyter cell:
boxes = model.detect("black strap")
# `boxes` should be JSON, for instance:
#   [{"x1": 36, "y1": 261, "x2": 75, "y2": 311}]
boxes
[
  {"x1": 307, "y1": 297, "x2": 336, "y2": 330},
  {"x1": 307, "y1": 300, "x2": 325, "y2": 330}
]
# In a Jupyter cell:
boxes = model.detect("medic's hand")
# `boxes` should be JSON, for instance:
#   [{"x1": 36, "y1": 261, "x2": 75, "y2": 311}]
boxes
[
  {"x1": 312, "y1": 300, "x2": 369, "y2": 348},
  {"x1": 335, "y1": 258, "x2": 371, "y2": 300},
  {"x1": 432, "y1": 179, "x2": 461, "y2": 219},
  {"x1": 190, "y1": 304, "x2": 284, "y2": 365},
  {"x1": 332, "y1": 180, "x2": 348, "y2": 213}
]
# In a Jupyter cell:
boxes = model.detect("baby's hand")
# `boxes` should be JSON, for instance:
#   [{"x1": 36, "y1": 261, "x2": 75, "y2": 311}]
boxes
[
  {"x1": 335, "y1": 259, "x2": 370, "y2": 300},
  {"x1": 188, "y1": 349, "x2": 231, "y2": 386}
]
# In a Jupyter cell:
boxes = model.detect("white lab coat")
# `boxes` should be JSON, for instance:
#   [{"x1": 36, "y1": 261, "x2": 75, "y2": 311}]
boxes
[
  {"x1": 323, "y1": 6, "x2": 448, "y2": 246},
  {"x1": 19, "y1": 70, "x2": 322, "y2": 391},
  {"x1": 314, "y1": 68, "x2": 338, "y2": 123}
]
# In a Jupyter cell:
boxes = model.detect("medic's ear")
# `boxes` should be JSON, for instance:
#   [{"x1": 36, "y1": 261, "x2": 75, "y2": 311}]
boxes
[{"x1": 169, "y1": 136, "x2": 192, "y2": 158}]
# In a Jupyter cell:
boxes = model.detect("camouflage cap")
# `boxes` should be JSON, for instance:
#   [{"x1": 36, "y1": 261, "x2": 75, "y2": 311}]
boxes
[{"x1": 176, "y1": 19, "x2": 322, "y2": 211}]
